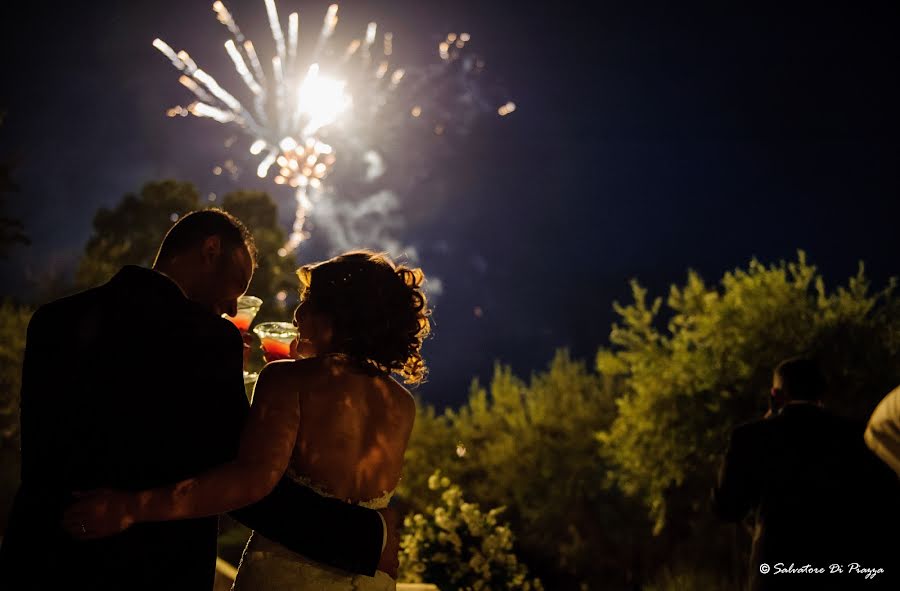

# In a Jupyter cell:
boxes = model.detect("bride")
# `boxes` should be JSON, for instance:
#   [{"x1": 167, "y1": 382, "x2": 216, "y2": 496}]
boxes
[{"x1": 64, "y1": 250, "x2": 430, "y2": 590}]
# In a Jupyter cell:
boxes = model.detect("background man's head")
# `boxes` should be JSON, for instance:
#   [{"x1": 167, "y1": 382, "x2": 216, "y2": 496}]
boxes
[
  {"x1": 153, "y1": 209, "x2": 256, "y2": 317},
  {"x1": 772, "y1": 357, "x2": 827, "y2": 405}
]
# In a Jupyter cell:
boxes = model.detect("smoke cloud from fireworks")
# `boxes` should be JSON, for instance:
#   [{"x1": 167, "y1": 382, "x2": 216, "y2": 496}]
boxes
[{"x1": 155, "y1": 0, "x2": 511, "y2": 263}]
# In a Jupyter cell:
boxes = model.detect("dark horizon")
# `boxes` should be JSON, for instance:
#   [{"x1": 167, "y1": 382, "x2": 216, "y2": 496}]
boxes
[{"x1": 2, "y1": 0, "x2": 899, "y2": 408}]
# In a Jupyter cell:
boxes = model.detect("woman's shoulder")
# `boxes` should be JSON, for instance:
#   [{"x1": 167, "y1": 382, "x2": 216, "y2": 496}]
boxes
[
  {"x1": 380, "y1": 375, "x2": 417, "y2": 420},
  {"x1": 259, "y1": 357, "x2": 416, "y2": 409},
  {"x1": 259, "y1": 357, "x2": 328, "y2": 382},
  {"x1": 256, "y1": 356, "x2": 355, "y2": 391}
]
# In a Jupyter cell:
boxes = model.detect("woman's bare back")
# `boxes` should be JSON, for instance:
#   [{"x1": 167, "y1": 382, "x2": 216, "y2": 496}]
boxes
[{"x1": 283, "y1": 355, "x2": 416, "y2": 504}]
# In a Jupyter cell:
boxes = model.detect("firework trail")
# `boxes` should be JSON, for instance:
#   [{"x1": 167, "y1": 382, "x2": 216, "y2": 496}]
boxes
[{"x1": 155, "y1": 1, "x2": 513, "y2": 254}]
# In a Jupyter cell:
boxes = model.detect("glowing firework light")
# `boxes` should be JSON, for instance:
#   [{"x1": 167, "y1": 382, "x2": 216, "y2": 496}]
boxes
[{"x1": 154, "y1": 1, "x2": 513, "y2": 254}]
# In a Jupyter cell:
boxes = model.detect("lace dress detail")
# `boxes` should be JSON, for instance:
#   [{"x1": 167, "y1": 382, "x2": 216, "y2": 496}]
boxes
[
  {"x1": 284, "y1": 467, "x2": 396, "y2": 510},
  {"x1": 232, "y1": 471, "x2": 397, "y2": 591}
]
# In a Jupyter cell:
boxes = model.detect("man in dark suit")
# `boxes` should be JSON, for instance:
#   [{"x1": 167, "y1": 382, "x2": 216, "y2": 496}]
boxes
[
  {"x1": 0, "y1": 210, "x2": 388, "y2": 589},
  {"x1": 713, "y1": 357, "x2": 898, "y2": 591}
]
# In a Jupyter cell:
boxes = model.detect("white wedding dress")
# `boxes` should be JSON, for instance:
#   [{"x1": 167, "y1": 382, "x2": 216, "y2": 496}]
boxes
[{"x1": 232, "y1": 467, "x2": 396, "y2": 591}]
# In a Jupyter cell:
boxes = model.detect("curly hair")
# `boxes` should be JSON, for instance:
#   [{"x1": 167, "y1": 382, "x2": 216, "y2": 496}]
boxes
[{"x1": 297, "y1": 250, "x2": 431, "y2": 384}]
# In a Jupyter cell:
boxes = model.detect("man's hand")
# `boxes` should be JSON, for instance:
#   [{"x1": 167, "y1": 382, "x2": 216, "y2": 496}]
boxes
[{"x1": 376, "y1": 505, "x2": 400, "y2": 578}]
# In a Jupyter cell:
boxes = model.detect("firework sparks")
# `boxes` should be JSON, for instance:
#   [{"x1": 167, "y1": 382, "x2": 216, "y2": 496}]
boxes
[
  {"x1": 498, "y1": 101, "x2": 517, "y2": 116},
  {"x1": 155, "y1": 1, "x2": 513, "y2": 253}
]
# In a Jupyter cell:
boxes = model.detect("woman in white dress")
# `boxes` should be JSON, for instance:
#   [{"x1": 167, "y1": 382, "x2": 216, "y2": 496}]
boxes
[{"x1": 64, "y1": 250, "x2": 430, "y2": 590}]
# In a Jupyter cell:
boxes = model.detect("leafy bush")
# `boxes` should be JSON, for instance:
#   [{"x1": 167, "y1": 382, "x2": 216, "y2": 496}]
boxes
[
  {"x1": 399, "y1": 470, "x2": 543, "y2": 591},
  {"x1": 0, "y1": 300, "x2": 33, "y2": 533},
  {"x1": 400, "y1": 353, "x2": 657, "y2": 589},
  {"x1": 0, "y1": 300, "x2": 32, "y2": 447}
]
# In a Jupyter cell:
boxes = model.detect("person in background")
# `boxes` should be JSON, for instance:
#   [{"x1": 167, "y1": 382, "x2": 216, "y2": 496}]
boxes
[
  {"x1": 713, "y1": 357, "x2": 898, "y2": 591},
  {"x1": 864, "y1": 384, "x2": 900, "y2": 476}
]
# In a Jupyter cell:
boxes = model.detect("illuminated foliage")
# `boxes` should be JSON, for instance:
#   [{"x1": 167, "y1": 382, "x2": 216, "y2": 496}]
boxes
[
  {"x1": 402, "y1": 253, "x2": 900, "y2": 588},
  {"x1": 0, "y1": 300, "x2": 32, "y2": 533},
  {"x1": 0, "y1": 300, "x2": 32, "y2": 448},
  {"x1": 401, "y1": 352, "x2": 649, "y2": 588},
  {"x1": 399, "y1": 470, "x2": 543, "y2": 590},
  {"x1": 597, "y1": 252, "x2": 900, "y2": 532}
]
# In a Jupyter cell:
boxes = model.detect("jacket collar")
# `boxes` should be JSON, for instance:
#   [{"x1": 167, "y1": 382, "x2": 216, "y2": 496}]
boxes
[
  {"x1": 778, "y1": 401, "x2": 826, "y2": 418},
  {"x1": 109, "y1": 265, "x2": 189, "y2": 303}
]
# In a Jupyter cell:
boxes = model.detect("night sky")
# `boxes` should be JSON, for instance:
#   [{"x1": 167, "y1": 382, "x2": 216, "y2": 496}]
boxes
[{"x1": 2, "y1": 0, "x2": 898, "y2": 408}]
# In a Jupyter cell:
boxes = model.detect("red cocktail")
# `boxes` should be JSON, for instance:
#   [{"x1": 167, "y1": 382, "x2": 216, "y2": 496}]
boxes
[
  {"x1": 252, "y1": 322, "x2": 298, "y2": 363},
  {"x1": 225, "y1": 295, "x2": 263, "y2": 333},
  {"x1": 260, "y1": 338, "x2": 293, "y2": 361},
  {"x1": 230, "y1": 314, "x2": 253, "y2": 332}
]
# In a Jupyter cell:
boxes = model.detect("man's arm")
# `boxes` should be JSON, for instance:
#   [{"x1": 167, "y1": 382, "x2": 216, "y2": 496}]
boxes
[
  {"x1": 230, "y1": 477, "x2": 385, "y2": 576},
  {"x1": 712, "y1": 425, "x2": 756, "y2": 522},
  {"x1": 61, "y1": 329, "x2": 386, "y2": 574}
]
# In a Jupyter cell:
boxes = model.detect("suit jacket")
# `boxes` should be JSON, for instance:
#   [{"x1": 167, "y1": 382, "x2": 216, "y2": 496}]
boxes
[
  {"x1": 713, "y1": 403, "x2": 899, "y2": 591},
  {"x1": 0, "y1": 266, "x2": 383, "y2": 590}
]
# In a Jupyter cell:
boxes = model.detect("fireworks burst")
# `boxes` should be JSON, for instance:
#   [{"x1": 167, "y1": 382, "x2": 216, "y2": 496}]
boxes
[{"x1": 154, "y1": 0, "x2": 513, "y2": 254}]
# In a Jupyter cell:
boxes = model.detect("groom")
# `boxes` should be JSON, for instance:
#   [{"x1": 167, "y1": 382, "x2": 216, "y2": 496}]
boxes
[{"x1": 0, "y1": 210, "x2": 389, "y2": 590}]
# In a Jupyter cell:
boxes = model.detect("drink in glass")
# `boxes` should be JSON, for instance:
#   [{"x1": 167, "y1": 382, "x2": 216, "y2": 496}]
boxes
[
  {"x1": 253, "y1": 322, "x2": 298, "y2": 362},
  {"x1": 225, "y1": 295, "x2": 263, "y2": 332}
]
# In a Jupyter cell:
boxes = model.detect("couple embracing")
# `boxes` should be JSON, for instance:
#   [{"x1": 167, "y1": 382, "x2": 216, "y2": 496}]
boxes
[{"x1": 0, "y1": 209, "x2": 430, "y2": 590}]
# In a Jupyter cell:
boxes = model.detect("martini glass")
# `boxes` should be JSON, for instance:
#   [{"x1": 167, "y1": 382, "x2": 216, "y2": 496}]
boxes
[
  {"x1": 224, "y1": 296, "x2": 264, "y2": 395},
  {"x1": 225, "y1": 295, "x2": 263, "y2": 333},
  {"x1": 253, "y1": 322, "x2": 299, "y2": 362}
]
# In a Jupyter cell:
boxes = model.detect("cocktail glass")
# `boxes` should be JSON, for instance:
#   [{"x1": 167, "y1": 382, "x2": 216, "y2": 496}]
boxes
[
  {"x1": 225, "y1": 295, "x2": 263, "y2": 332},
  {"x1": 253, "y1": 322, "x2": 298, "y2": 362}
]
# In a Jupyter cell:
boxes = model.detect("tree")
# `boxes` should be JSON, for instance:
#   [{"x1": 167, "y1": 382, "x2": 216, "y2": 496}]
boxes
[
  {"x1": 402, "y1": 253, "x2": 900, "y2": 589},
  {"x1": 597, "y1": 252, "x2": 900, "y2": 536},
  {"x1": 0, "y1": 116, "x2": 29, "y2": 258},
  {"x1": 401, "y1": 352, "x2": 652, "y2": 590},
  {"x1": 76, "y1": 180, "x2": 200, "y2": 287},
  {"x1": 0, "y1": 167, "x2": 28, "y2": 258},
  {"x1": 75, "y1": 182, "x2": 296, "y2": 309}
]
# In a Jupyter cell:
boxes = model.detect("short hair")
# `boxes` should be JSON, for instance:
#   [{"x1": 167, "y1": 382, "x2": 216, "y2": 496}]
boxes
[
  {"x1": 297, "y1": 250, "x2": 431, "y2": 384},
  {"x1": 155, "y1": 209, "x2": 256, "y2": 266},
  {"x1": 774, "y1": 357, "x2": 826, "y2": 402}
]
